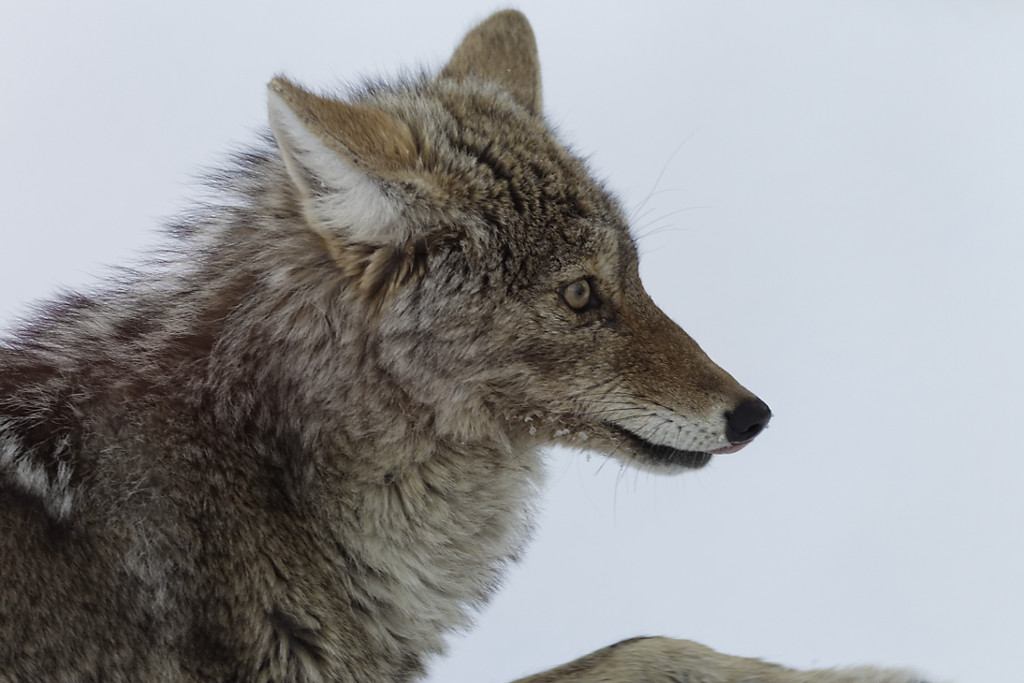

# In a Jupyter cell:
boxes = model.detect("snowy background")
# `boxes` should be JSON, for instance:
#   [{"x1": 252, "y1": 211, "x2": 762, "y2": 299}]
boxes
[{"x1": 2, "y1": 2, "x2": 1022, "y2": 682}]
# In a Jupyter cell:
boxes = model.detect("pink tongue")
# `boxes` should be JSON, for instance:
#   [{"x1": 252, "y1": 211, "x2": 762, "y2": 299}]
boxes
[{"x1": 709, "y1": 440, "x2": 751, "y2": 455}]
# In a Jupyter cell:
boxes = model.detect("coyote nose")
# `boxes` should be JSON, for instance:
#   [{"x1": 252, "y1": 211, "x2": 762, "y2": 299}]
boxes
[{"x1": 725, "y1": 398, "x2": 772, "y2": 444}]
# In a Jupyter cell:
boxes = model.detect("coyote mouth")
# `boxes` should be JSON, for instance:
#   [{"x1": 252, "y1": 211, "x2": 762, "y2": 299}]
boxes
[{"x1": 607, "y1": 424, "x2": 713, "y2": 470}]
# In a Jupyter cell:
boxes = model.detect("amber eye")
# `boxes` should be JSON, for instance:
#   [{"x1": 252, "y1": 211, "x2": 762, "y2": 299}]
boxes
[{"x1": 562, "y1": 279, "x2": 592, "y2": 310}]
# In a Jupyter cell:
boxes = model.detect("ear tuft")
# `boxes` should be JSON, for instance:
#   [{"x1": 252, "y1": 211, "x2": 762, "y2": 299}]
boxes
[
  {"x1": 336, "y1": 239, "x2": 430, "y2": 308},
  {"x1": 442, "y1": 10, "x2": 542, "y2": 115}
]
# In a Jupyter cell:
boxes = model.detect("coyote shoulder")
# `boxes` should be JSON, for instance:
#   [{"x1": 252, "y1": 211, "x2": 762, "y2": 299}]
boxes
[{"x1": 0, "y1": 9, "x2": 930, "y2": 683}]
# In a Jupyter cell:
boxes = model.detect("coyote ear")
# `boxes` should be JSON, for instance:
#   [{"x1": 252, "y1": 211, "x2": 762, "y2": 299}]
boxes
[
  {"x1": 442, "y1": 10, "x2": 542, "y2": 115},
  {"x1": 267, "y1": 77, "x2": 420, "y2": 244}
]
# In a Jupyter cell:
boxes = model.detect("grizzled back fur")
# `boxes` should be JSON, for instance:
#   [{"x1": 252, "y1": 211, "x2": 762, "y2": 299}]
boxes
[{"x1": 0, "y1": 10, "x2": 769, "y2": 682}]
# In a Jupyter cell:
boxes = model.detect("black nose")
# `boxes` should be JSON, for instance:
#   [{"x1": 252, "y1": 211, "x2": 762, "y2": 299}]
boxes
[{"x1": 725, "y1": 398, "x2": 772, "y2": 444}]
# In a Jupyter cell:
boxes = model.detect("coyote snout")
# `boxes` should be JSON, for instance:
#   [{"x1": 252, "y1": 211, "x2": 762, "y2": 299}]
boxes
[{"x1": 605, "y1": 297, "x2": 773, "y2": 468}]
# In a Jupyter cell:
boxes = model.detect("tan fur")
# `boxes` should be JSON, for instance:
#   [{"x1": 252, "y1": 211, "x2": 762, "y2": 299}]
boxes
[
  {"x1": 269, "y1": 77, "x2": 421, "y2": 180},
  {"x1": 0, "y1": 9, "x2": 934, "y2": 683},
  {"x1": 512, "y1": 637, "x2": 927, "y2": 683},
  {"x1": 443, "y1": 10, "x2": 543, "y2": 114}
]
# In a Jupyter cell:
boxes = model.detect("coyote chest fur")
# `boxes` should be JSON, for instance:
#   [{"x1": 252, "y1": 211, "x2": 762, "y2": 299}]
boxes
[{"x1": 1, "y1": 10, "x2": 922, "y2": 683}]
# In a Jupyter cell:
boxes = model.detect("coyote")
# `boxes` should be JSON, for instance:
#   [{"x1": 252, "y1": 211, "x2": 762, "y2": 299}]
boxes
[{"x1": 0, "y1": 9, "x2": 930, "y2": 683}]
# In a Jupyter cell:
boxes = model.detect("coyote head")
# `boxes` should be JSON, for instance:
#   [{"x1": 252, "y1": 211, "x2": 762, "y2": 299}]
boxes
[{"x1": 266, "y1": 11, "x2": 770, "y2": 472}]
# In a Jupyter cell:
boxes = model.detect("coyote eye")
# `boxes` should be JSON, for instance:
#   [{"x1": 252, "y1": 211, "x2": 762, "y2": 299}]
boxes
[{"x1": 562, "y1": 279, "x2": 592, "y2": 310}]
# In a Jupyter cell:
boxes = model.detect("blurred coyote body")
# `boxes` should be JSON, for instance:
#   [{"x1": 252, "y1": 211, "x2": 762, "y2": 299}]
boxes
[{"x1": 0, "y1": 10, "x2": 928, "y2": 683}]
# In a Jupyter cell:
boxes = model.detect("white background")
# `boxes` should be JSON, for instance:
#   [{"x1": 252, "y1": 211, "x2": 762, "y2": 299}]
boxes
[{"x1": 2, "y1": 2, "x2": 1022, "y2": 682}]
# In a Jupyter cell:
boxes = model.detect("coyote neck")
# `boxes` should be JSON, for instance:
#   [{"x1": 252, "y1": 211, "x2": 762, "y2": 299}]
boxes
[{"x1": 318, "y1": 439, "x2": 544, "y2": 659}]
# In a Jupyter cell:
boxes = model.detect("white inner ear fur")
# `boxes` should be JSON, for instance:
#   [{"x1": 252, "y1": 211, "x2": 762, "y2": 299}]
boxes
[{"x1": 267, "y1": 90, "x2": 403, "y2": 245}]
